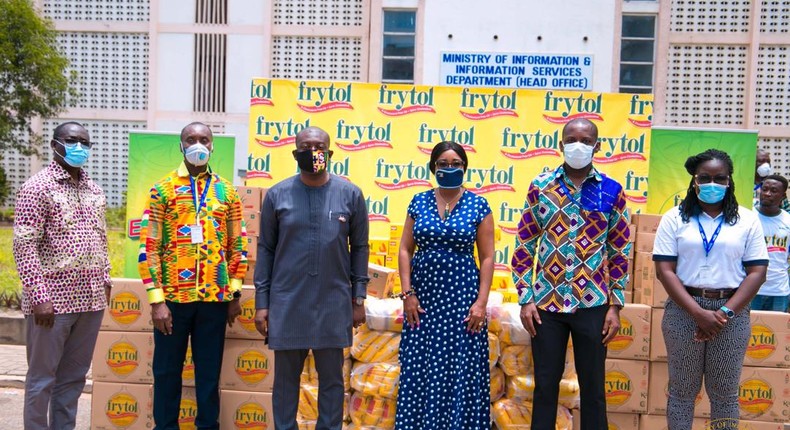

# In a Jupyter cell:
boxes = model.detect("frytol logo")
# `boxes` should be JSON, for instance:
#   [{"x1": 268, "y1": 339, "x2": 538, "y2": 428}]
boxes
[
  {"x1": 250, "y1": 80, "x2": 274, "y2": 106},
  {"x1": 378, "y1": 84, "x2": 436, "y2": 116},
  {"x1": 367, "y1": 196, "x2": 390, "y2": 222},
  {"x1": 335, "y1": 119, "x2": 393, "y2": 151},
  {"x1": 416, "y1": 123, "x2": 476, "y2": 154},
  {"x1": 500, "y1": 127, "x2": 561, "y2": 159},
  {"x1": 254, "y1": 116, "x2": 311, "y2": 147},
  {"x1": 497, "y1": 201, "x2": 525, "y2": 235},
  {"x1": 543, "y1": 91, "x2": 604, "y2": 123},
  {"x1": 623, "y1": 170, "x2": 648, "y2": 204},
  {"x1": 628, "y1": 94, "x2": 653, "y2": 128},
  {"x1": 374, "y1": 159, "x2": 433, "y2": 190},
  {"x1": 297, "y1": 81, "x2": 353, "y2": 113},
  {"x1": 594, "y1": 133, "x2": 647, "y2": 164},
  {"x1": 465, "y1": 165, "x2": 515, "y2": 194},
  {"x1": 247, "y1": 153, "x2": 272, "y2": 180},
  {"x1": 459, "y1": 88, "x2": 518, "y2": 120},
  {"x1": 494, "y1": 244, "x2": 511, "y2": 271}
]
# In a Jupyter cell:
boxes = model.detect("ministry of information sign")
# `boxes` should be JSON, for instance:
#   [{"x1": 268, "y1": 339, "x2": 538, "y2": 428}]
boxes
[{"x1": 440, "y1": 52, "x2": 593, "y2": 91}]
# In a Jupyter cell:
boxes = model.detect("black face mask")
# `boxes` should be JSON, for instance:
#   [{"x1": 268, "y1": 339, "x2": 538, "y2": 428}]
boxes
[{"x1": 295, "y1": 149, "x2": 330, "y2": 173}]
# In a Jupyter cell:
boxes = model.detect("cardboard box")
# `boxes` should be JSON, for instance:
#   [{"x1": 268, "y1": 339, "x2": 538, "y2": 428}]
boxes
[
  {"x1": 744, "y1": 311, "x2": 790, "y2": 368},
  {"x1": 91, "y1": 382, "x2": 154, "y2": 430},
  {"x1": 607, "y1": 412, "x2": 640, "y2": 430},
  {"x1": 389, "y1": 224, "x2": 403, "y2": 240},
  {"x1": 633, "y1": 252, "x2": 667, "y2": 308},
  {"x1": 219, "y1": 390, "x2": 274, "y2": 430},
  {"x1": 243, "y1": 260, "x2": 256, "y2": 285},
  {"x1": 179, "y1": 386, "x2": 198, "y2": 428},
  {"x1": 387, "y1": 240, "x2": 400, "y2": 257},
  {"x1": 738, "y1": 367, "x2": 790, "y2": 423},
  {"x1": 369, "y1": 238, "x2": 389, "y2": 255},
  {"x1": 635, "y1": 232, "x2": 656, "y2": 253},
  {"x1": 492, "y1": 274, "x2": 513, "y2": 291},
  {"x1": 245, "y1": 235, "x2": 258, "y2": 261},
  {"x1": 637, "y1": 414, "x2": 707, "y2": 430},
  {"x1": 369, "y1": 253, "x2": 387, "y2": 267},
  {"x1": 226, "y1": 286, "x2": 264, "y2": 340},
  {"x1": 650, "y1": 308, "x2": 667, "y2": 361},
  {"x1": 102, "y1": 278, "x2": 153, "y2": 332},
  {"x1": 604, "y1": 358, "x2": 649, "y2": 414},
  {"x1": 367, "y1": 263, "x2": 397, "y2": 299},
  {"x1": 220, "y1": 339, "x2": 276, "y2": 392},
  {"x1": 92, "y1": 331, "x2": 154, "y2": 384},
  {"x1": 704, "y1": 420, "x2": 784, "y2": 430},
  {"x1": 236, "y1": 186, "x2": 262, "y2": 212},
  {"x1": 607, "y1": 304, "x2": 651, "y2": 360},
  {"x1": 243, "y1": 211, "x2": 261, "y2": 236},
  {"x1": 385, "y1": 255, "x2": 398, "y2": 269},
  {"x1": 632, "y1": 214, "x2": 662, "y2": 234},
  {"x1": 648, "y1": 361, "x2": 710, "y2": 417}
]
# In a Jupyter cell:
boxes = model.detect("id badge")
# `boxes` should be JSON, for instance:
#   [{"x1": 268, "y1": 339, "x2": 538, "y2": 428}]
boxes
[
  {"x1": 698, "y1": 265, "x2": 713, "y2": 285},
  {"x1": 190, "y1": 225, "x2": 204, "y2": 244}
]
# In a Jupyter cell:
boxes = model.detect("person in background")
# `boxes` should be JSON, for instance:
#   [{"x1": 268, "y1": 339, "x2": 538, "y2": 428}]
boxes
[
  {"x1": 13, "y1": 121, "x2": 111, "y2": 430},
  {"x1": 751, "y1": 174, "x2": 790, "y2": 312},
  {"x1": 752, "y1": 148, "x2": 790, "y2": 212},
  {"x1": 653, "y1": 149, "x2": 767, "y2": 429},
  {"x1": 512, "y1": 118, "x2": 630, "y2": 430},
  {"x1": 395, "y1": 141, "x2": 495, "y2": 429},
  {"x1": 254, "y1": 126, "x2": 369, "y2": 430},
  {"x1": 138, "y1": 121, "x2": 247, "y2": 430}
]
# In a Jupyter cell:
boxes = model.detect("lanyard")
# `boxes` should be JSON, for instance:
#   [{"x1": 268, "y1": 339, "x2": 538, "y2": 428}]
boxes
[
  {"x1": 555, "y1": 168, "x2": 601, "y2": 211},
  {"x1": 189, "y1": 175, "x2": 211, "y2": 224},
  {"x1": 696, "y1": 215, "x2": 724, "y2": 257}
]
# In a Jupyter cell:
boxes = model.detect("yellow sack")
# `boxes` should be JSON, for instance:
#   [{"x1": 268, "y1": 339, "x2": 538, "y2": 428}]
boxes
[
  {"x1": 301, "y1": 355, "x2": 352, "y2": 392},
  {"x1": 351, "y1": 326, "x2": 400, "y2": 363},
  {"x1": 350, "y1": 362, "x2": 400, "y2": 400},
  {"x1": 491, "y1": 398, "x2": 573, "y2": 430},
  {"x1": 488, "y1": 332, "x2": 501, "y2": 370},
  {"x1": 348, "y1": 392, "x2": 396, "y2": 429},
  {"x1": 491, "y1": 366, "x2": 506, "y2": 402},
  {"x1": 499, "y1": 345, "x2": 533, "y2": 376}
]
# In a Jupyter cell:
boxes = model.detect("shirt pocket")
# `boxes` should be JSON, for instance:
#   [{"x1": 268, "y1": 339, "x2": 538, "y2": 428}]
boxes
[{"x1": 327, "y1": 211, "x2": 351, "y2": 240}]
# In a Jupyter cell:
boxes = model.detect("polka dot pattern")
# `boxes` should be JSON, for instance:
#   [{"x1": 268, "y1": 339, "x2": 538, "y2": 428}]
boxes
[{"x1": 395, "y1": 189, "x2": 491, "y2": 429}]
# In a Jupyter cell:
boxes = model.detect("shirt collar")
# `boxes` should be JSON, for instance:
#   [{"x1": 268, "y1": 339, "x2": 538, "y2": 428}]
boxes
[
  {"x1": 554, "y1": 165, "x2": 603, "y2": 184},
  {"x1": 49, "y1": 160, "x2": 86, "y2": 183},
  {"x1": 177, "y1": 161, "x2": 213, "y2": 179}
]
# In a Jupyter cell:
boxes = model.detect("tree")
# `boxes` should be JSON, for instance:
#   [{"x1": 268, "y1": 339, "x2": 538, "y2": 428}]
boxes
[{"x1": 0, "y1": 0, "x2": 77, "y2": 204}]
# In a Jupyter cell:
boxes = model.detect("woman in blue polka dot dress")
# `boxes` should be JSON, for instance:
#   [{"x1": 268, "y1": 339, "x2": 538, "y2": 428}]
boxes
[{"x1": 394, "y1": 141, "x2": 495, "y2": 429}]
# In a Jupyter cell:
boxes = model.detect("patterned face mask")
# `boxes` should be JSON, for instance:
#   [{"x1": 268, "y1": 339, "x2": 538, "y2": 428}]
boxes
[{"x1": 295, "y1": 149, "x2": 329, "y2": 173}]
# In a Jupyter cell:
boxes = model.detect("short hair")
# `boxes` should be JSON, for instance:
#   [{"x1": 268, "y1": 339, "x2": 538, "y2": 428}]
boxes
[
  {"x1": 295, "y1": 127, "x2": 330, "y2": 146},
  {"x1": 429, "y1": 141, "x2": 468, "y2": 173},
  {"x1": 561, "y1": 118, "x2": 598, "y2": 139},
  {"x1": 762, "y1": 174, "x2": 789, "y2": 192},
  {"x1": 180, "y1": 122, "x2": 212, "y2": 141},
  {"x1": 53, "y1": 121, "x2": 84, "y2": 139}
]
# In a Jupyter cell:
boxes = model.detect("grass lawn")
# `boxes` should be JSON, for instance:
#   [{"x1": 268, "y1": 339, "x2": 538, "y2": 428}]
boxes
[{"x1": 0, "y1": 226, "x2": 126, "y2": 299}]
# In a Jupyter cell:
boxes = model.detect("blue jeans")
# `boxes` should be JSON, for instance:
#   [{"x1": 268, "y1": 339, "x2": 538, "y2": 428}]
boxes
[{"x1": 750, "y1": 294, "x2": 789, "y2": 312}]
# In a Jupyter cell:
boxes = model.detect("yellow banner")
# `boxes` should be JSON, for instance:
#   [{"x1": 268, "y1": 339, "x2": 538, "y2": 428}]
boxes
[{"x1": 247, "y1": 79, "x2": 653, "y2": 273}]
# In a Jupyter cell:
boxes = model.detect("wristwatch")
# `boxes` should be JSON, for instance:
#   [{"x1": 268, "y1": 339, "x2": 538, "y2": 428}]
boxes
[
  {"x1": 719, "y1": 306, "x2": 735, "y2": 318},
  {"x1": 354, "y1": 297, "x2": 365, "y2": 306},
  {"x1": 232, "y1": 290, "x2": 242, "y2": 300}
]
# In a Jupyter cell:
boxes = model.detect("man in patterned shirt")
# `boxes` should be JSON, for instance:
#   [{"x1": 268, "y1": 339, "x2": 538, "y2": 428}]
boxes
[
  {"x1": 138, "y1": 122, "x2": 248, "y2": 429},
  {"x1": 13, "y1": 121, "x2": 112, "y2": 430},
  {"x1": 511, "y1": 118, "x2": 631, "y2": 430}
]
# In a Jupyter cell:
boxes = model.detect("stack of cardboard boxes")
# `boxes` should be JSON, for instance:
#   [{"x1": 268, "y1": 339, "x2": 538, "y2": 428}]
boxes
[{"x1": 237, "y1": 186, "x2": 266, "y2": 285}]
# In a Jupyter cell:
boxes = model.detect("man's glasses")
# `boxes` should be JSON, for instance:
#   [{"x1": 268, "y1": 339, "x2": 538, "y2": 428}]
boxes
[
  {"x1": 56, "y1": 137, "x2": 95, "y2": 150},
  {"x1": 694, "y1": 174, "x2": 730, "y2": 185},
  {"x1": 436, "y1": 160, "x2": 465, "y2": 169}
]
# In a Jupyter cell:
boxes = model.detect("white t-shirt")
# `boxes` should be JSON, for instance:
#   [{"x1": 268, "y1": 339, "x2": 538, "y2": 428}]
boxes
[
  {"x1": 757, "y1": 210, "x2": 790, "y2": 296},
  {"x1": 652, "y1": 206, "x2": 768, "y2": 289}
]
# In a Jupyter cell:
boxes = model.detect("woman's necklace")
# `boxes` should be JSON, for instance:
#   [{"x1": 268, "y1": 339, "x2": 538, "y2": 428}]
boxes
[{"x1": 437, "y1": 188, "x2": 464, "y2": 219}]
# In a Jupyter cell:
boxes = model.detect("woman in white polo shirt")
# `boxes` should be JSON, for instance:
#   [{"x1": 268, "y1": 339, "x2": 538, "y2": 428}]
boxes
[{"x1": 652, "y1": 148, "x2": 768, "y2": 429}]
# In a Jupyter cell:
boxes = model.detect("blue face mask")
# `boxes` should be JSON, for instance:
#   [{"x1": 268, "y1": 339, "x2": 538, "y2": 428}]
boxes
[
  {"x1": 697, "y1": 183, "x2": 728, "y2": 204},
  {"x1": 435, "y1": 168, "x2": 464, "y2": 189},
  {"x1": 56, "y1": 139, "x2": 90, "y2": 168}
]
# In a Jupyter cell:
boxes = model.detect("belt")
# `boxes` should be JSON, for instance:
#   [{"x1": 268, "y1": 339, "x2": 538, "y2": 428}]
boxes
[{"x1": 685, "y1": 286, "x2": 737, "y2": 299}]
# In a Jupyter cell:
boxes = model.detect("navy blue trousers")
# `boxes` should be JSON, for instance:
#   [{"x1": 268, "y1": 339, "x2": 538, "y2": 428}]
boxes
[{"x1": 152, "y1": 301, "x2": 228, "y2": 430}]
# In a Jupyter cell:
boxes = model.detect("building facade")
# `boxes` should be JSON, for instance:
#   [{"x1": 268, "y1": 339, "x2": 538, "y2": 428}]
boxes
[{"x1": 3, "y1": 0, "x2": 789, "y2": 207}]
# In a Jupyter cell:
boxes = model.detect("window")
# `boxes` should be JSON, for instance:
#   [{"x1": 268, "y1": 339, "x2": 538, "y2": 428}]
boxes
[
  {"x1": 382, "y1": 10, "x2": 416, "y2": 83},
  {"x1": 619, "y1": 14, "x2": 656, "y2": 94}
]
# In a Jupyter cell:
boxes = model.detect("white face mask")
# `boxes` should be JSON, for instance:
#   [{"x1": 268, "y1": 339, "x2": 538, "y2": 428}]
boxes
[
  {"x1": 756, "y1": 162, "x2": 772, "y2": 178},
  {"x1": 183, "y1": 143, "x2": 211, "y2": 167},
  {"x1": 563, "y1": 141, "x2": 594, "y2": 169}
]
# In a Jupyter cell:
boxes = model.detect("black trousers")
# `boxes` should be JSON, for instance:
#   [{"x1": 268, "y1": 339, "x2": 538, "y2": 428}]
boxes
[
  {"x1": 531, "y1": 305, "x2": 608, "y2": 430},
  {"x1": 152, "y1": 301, "x2": 228, "y2": 430},
  {"x1": 273, "y1": 348, "x2": 345, "y2": 430}
]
